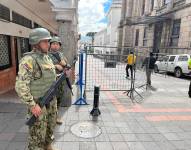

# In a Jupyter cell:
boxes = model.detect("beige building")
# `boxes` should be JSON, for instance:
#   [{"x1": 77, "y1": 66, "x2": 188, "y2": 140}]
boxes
[
  {"x1": 94, "y1": 29, "x2": 107, "y2": 54},
  {"x1": 0, "y1": 0, "x2": 79, "y2": 94},
  {"x1": 118, "y1": 0, "x2": 191, "y2": 55},
  {"x1": 106, "y1": 0, "x2": 122, "y2": 48},
  {"x1": 94, "y1": 0, "x2": 122, "y2": 54}
]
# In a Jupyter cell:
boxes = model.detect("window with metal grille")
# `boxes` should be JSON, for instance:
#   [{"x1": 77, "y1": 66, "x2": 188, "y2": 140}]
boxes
[
  {"x1": 0, "y1": 35, "x2": 12, "y2": 70},
  {"x1": 19, "y1": 37, "x2": 31, "y2": 56},
  {"x1": 12, "y1": 11, "x2": 32, "y2": 28},
  {"x1": 170, "y1": 19, "x2": 181, "y2": 46},
  {"x1": 0, "y1": 4, "x2": 10, "y2": 21}
]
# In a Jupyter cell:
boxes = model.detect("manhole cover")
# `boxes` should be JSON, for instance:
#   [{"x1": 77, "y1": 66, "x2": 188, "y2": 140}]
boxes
[{"x1": 70, "y1": 121, "x2": 102, "y2": 138}]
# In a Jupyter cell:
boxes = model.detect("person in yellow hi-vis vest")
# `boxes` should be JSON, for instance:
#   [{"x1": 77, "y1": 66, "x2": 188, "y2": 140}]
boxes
[
  {"x1": 126, "y1": 51, "x2": 136, "y2": 78},
  {"x1": 188, "y1": 58, "x2": 191, "y2": 97}
]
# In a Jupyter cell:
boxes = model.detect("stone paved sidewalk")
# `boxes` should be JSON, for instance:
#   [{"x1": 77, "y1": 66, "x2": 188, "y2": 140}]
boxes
[{"x1": 0, "y1": 74, "x2": 191, "y2": 150}]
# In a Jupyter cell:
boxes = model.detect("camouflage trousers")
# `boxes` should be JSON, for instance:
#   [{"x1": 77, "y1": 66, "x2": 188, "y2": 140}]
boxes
[
  {"x1": 56, "y1": 80, "x2": 65, "y2": 108},
  {"x1": 28, "y1": 98, "x2": 57, "y2": 150}
]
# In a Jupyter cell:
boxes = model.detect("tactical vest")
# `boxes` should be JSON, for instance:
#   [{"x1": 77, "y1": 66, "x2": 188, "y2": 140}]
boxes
[
  {"x1": 48, "y1": 50, "x2": 67, "y2": 74},
  {"x1": 26, "y1": 52, "x2": 56, "y2": 99}
]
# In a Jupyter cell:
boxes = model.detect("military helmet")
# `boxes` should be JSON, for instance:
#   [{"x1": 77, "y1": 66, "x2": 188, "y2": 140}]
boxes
[
  {"x1": 29, "y1": 28, "x2": 52, "y2": 45},
  {"x1": 50, "y1": 36, "x2": 62, "y2": 45}
]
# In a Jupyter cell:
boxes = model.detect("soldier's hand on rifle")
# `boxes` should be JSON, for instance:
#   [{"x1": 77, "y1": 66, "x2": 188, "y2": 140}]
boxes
[
  {"x1": 60, "y1": 60, "x2": 67, "y2": 66},
  {"x1": 55, "y1": 64, "x2": 63, "y2": 72},
  {"x1": 64, "y1": 68, "x2": 72, "y2": 77},
  {"x1": 31, "y1": 104, "x2": 42, "y2": 117}
]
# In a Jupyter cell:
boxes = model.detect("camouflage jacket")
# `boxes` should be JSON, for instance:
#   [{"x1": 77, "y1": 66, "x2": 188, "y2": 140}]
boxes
[{"x1": 15, "y1": 50, "x2": 56, "y2": 109}]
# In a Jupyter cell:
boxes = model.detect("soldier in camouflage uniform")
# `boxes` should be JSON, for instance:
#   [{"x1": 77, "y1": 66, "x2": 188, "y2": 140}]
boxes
[
  {"x1": 15, "y1": 28, "x2": 59, "y2": 150},
  {"x1": 49, "y1": 36, "x2": 70, "y2": 125}
]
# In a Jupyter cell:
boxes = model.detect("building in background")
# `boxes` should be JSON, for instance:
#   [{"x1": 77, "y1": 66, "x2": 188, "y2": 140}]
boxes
[
  {"x1": 0, "y1": 0, "x2": 79, "y2": 94},
  {"x1": 94, "y1": 29, "x2": 107, "y2": 54},
  {"x1": 94, "y1": 0, "x2": 122, "y2": 54},
  {"x1": 118, "y1": 0, "x2": 191, "y2": 55},
  {"x1": 106, "y1": 0, "x2": 122, "y2": 47}
]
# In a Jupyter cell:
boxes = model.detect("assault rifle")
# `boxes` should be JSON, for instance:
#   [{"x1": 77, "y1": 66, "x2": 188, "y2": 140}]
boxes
[
  {"x1": 26, "y1": 72, "x2": 66, "y2": 126},
  {"x1": 26, "y1": 57, "x2": 76, "y2": 126}
]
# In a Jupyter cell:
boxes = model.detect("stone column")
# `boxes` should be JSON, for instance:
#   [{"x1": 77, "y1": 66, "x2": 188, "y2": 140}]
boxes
[
  {"x1": 59, "y1": 21, "x2": 77, "y2": 65},
  {"x1": 121, "y1": 0, "x2": 126, "y2": 20},
  {"x1": 120, "y1": 0, "x2": 134, "y2": 55},
  {"x1": 153, "y1": 0, "x2": 159, "y2": 10},
  {"x1": 145, "y1": 0, "x2": 150, "y2": 15},
  {"x1": 117, "y1": 0, "x2": 126, "y2": 54},
  {"x1": 126, "y1": 0, "x2": 133, "y2": 17},
  {"x1": 117, "y1": 27, "x2": 123, "y2": 55},
  {"x1": 58, "y1": 21, "x2": 78, "y2": 107}
]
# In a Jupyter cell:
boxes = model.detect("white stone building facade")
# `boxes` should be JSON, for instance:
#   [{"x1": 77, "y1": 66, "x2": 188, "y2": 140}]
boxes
[
  {"x1": 118, "y1": 0, "x2": 191, "y2": 55},
  {"x1": 94, "y1": 0, "x2": 122, "y2": 54}
]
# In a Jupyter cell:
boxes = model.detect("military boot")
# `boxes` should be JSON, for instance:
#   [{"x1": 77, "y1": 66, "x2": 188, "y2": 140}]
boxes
[
  {"x1": 56, "y1": 117, "x2": 63, "y2": 125},
  {"x1": 46, "y1": 144, "x2": 59, "y2": 150},
  {"x1": 51, "y1": 135, "x2": 55, "y2": 141}
]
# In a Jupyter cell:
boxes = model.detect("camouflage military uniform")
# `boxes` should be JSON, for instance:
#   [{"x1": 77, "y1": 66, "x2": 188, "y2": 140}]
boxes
[
  {"x1": 48, "y1": 51, "x2": 67, "y2": 107},
  {"x1": 15, "y1": 51, "x2": 57, "y2": 150}
]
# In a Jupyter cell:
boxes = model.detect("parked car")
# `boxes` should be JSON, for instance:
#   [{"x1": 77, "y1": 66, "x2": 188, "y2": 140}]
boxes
[{"x1": 154, "y1": 54, "x2": 191, "y2": 78}]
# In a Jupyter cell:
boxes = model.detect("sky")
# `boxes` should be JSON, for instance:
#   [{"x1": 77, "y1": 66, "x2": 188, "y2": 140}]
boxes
[{"x1": 78, "y1": 0, "x2": 112, "y2": 41}]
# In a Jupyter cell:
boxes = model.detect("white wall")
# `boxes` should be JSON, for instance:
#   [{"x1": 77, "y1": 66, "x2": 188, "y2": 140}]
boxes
[
  {"x1": 109, "y1": 7, "x2": 121, "y2": 47},
  {"x1": 94, "y1": 1, "x2": 122, "y2": 54},
  {"x1": 94, "y1": 29, "x2": 107, "y2": 53},
  {"x1": 107, "y1": 0, "x2": 122, "y2": 46}
]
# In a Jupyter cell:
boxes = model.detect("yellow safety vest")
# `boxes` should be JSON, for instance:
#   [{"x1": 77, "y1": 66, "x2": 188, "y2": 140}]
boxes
[
  {"x1": 127, "y1": 54, "x2": 136, "y2": 65},
  {"x1": 188, "y1": 58, "x2": 191, "y2": 69}
]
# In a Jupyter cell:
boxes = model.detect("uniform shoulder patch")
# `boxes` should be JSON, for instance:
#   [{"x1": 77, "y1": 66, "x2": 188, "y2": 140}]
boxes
[
  {"x1": 22, "y1": 63, "x2": 32, "y2": 70},
  {"x1": 20, "y1": 56, "x2": 34, "y2": 71}
]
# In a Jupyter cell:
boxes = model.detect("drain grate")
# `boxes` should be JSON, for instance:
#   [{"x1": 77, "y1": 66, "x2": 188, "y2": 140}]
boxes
[{"x1": 70, "y1": 121, "x2": 102, "y2": 138}]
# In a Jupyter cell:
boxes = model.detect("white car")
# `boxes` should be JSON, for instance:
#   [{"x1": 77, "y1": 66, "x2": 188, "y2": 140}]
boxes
[{"x1": 154, "y1": 54, "x2": 191, "y2": 78}]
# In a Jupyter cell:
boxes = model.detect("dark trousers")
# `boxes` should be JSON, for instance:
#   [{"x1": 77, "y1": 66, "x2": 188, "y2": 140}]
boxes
[
  {"x1": 146, "y1": 69, "x2": 153, "y2": 85},
  {"x1": 188, "y1": 82, "x2": 191, "y2": 98},
  {"x1": 126, "y1": 64, "x2": 133, "y2": 77}
]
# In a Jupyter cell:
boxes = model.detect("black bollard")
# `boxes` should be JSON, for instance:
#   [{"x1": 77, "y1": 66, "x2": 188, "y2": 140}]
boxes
[{"x1": 90, "y1": 86, "x2": 101, "y2": 116}]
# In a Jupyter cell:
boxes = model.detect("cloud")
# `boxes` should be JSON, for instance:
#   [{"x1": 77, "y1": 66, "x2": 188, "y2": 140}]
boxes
[{"x1": 78, "y1": 0, "x2": 111, "y2": 36}]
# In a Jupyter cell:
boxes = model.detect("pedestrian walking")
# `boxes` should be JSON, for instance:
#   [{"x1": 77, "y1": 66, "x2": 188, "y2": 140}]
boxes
[
  {"x1": 142, "y1": 52, "x2": 156, "y2": 86},
  {"x1": 126, "y1": 51, "x2": 136, "y2": 78}
]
